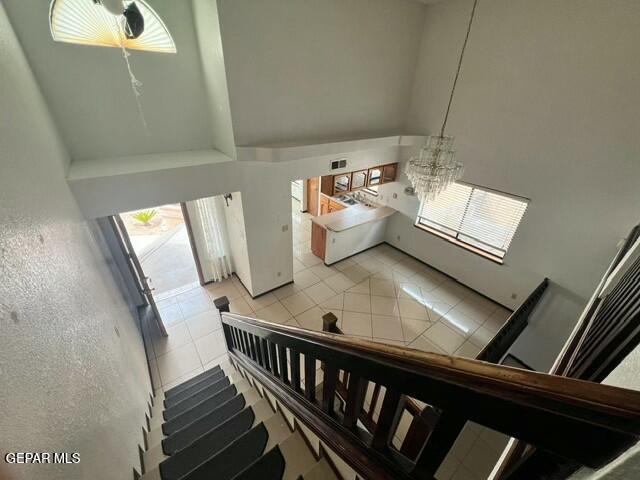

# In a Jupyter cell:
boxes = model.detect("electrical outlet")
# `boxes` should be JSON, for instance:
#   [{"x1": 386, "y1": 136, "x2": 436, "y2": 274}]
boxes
[
  {"x1": 282, "y1": 224, "x2": 288, "y2": 232},
  {"x1": 511, "y1": 293, "x2": 518, "y2": 300},
  {"x1": 332, "y1": 238, "x2": 336, "y2": 244},
  {"x1": 393, "y1": 193, "x2": 398, "y2": 199},
  {"x1": 397, "y1": 235, "x2": 401, "y2": 241},
  {"x1": 277, "y1": 272, "x2": 282, "y2": 277}
]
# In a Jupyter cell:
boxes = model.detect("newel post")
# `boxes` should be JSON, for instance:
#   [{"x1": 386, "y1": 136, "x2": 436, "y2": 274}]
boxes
[
  {"x1": 322, "y1": 312, "x2": 339, "y2": 333},
  {"x1": 214, "y1": 296, "x2": 233, "y2": 351}
]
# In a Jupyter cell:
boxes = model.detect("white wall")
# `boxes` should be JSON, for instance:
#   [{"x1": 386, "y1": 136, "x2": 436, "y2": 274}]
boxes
[
  {"x1": 223, "y1": 192, "x2": 253, "y2": 293},
  {"x1": 389, "y1": 0, "x2": 640, "y2": 362},
  {"x1": 217, "y1": 0, "x2": 426, "y2": 146},
  {"x1": 192, "y1": 0, "x2": 237, "y2": 159},
  {"x1": 68, "y1": 138, "x2": 400, "y2": 297},
  {"x1": 0, "y1": 4, "x2": 151, "y2": 479},
  {"x1": 2, "y1": 0, "x2": 214, "y2": 161}
]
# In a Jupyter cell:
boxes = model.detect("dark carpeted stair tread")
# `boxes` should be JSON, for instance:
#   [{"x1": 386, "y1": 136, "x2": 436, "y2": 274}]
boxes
[
  {"x1": 180, "y1": 423, "x2": 269, "y2": 480},
  {"x1": 162, "y1": 384, "x2": 238, "y2": 436},
  {"x1": 159, "y1": 408, "x2": 257, "y2": 480},
  {"x1": 164, "y1": 366, "x2": 222, "y2": 399},
  {"x1": 163, "y1": 394, "x2": 245, "y2": 454},
  {"x1": 163, "y1": 376, "x2": 232, "y2": 420},
  {"x1": 230, "y1": 446, "x2": 286, "y2": 480},
  {"x1": 162, "y1": 392, "x2": 267, "y2": 455},
  {"x1": 163, "y1": 370, "x2": 226, "y2": 408}
]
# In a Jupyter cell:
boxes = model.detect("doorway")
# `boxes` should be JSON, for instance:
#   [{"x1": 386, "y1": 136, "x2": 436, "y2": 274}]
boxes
[
  {"x1": 120, "y1": 203, "x2": 202, "y2": 300},
  {"x1": 291, "y1": 178, "x2": 321, "y2": 272},
  {"x1": 111, "y1": 197, "x2": 244, "y2": 389}
]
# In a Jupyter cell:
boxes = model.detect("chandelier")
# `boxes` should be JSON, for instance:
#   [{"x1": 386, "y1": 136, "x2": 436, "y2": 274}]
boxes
[{"x1": 406, "y1": 0, "x2": 479, "y2": 202}]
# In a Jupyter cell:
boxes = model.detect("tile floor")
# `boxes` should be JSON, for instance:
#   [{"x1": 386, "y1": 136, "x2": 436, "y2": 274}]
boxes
[
  {"x1": 149, "y1": 199, "x2": 511, "y2": 392},
  {"x1": 288, "y1": 198, "x2": 511, "y2": 357}
]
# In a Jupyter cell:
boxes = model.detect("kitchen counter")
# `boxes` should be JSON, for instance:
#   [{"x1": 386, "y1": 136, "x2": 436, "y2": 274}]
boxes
[
  {"x1": 311, "y1": 204, "x2": 396, "y2": 232},
  {"x1": 310, "y1": 204, "x2": 397, "y2": 264}
]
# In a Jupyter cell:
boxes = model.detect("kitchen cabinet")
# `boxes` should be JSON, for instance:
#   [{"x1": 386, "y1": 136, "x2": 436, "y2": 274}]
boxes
[
  {"x1": 382, "y1": 163, "x2": 397, "y2": 183},
  {"x1": 311, "y1": 223, "x2": 326, "y2": 260},
  {"x1": 329, "y1": 199, "x2": 346, "y2": 212},
  {"x1": 351, "y1": 170, "x2": 367, "y2": 190},
  {"x1": 320, "y1": 195, "x2": 330, "y2": 215},
  {"x1": 320, "y1": 175, "x2": 334, "y2": 196},
  {"x1": 333, "y1": 174, "x2": 351, "y2": 194},
  {"x1": 367, "y1": 167, "x2": 382, "y2": 186},
  {"x1": 319, "y1": 162, "x2": 398, "y2": 196}
]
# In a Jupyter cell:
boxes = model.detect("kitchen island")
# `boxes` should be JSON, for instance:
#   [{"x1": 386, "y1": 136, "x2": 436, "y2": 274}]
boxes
[{"x1": 310, "y1": 204, "x2": 396, "y2": 264}]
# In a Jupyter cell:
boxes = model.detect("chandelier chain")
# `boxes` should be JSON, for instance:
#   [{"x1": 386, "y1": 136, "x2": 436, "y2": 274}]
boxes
[{"x1": 440, "y1": 0, "x2": 480, "y2": 137}]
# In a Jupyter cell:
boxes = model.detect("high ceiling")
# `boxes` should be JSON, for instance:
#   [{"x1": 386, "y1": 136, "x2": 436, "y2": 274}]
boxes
[
  {"x1": 2, "y1": 0, "x2": 214, "y2": 162},
  {"x1": 3, "y1": 0, "x2": 429, "y2": 160}
]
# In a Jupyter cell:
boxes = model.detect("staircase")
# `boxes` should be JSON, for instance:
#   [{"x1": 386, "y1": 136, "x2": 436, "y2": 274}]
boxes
[
  {"x1": 139, "y1": 362, "x2": 340, "y2": 480},
  {"x1": 137, "y1": 225, "x2": 640, "y2": 480}
]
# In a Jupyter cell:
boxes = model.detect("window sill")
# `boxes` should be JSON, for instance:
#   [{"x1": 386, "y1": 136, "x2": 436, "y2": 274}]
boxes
[{"x1": 413, "y1": 223, "x2": 505, "y2": 265}]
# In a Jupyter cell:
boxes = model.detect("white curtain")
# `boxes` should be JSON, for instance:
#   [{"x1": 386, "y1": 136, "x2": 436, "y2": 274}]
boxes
[{"x1": 190, "y1": 196, "x2": 233, "y2": 282}]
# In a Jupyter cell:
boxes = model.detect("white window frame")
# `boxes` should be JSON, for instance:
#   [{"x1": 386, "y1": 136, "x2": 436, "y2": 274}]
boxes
[{"x1": 415, "y1": 182, "x2": 529, "y2": 264}]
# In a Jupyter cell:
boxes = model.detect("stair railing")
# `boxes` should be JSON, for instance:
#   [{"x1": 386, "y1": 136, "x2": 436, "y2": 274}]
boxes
[
  {"x1": 492, "y1": 223, "x2": 640, "y2": 479},
  {"x1": 322, "y1": 277, "x2": 551, "y2": 461},
  {"x1": 215, "y1": 297, "x2": 640, "y2": 480}
]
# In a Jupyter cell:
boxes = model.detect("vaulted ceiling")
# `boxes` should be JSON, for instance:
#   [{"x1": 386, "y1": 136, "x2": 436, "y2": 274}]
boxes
[
  {"x1": 3, "y1": 0, "x2": 428, "y2": 162},
  {"x1": 3, "y1": 0, "x2": 219, "y2": 162}
]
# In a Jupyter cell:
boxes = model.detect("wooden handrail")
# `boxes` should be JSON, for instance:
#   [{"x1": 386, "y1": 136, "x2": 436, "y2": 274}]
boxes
[
  {"x1": 223, "y1": 313, "x2": 640, "y2": 425},
  {"x1": 477, "y1": 277, "x2": 549, "y2": 362},
  {"x1": 217, "y1": 303, "x2": 640, "y2": 479},
  {"x1": 493, "y1": 224, "x2": 640, "y2": 479}
]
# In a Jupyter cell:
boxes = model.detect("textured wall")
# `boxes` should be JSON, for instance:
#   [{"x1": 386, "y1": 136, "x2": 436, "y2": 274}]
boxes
[{"x1": 0, "y1": 4, "x2": 151, "y2": 479}]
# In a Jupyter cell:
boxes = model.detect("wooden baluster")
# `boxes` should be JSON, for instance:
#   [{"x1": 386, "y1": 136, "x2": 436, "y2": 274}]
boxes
[
  {"x1": 304, "y1": 355, "x2": 316, "y2": 402},
  {"x1": 367, "y1": 383, "x2": 381, "y2": 421},
  {"x1": 222, "y1": 324, "x2": 233, "y2": 351},
  {"x1": 254, "y1": 335, "x2": 264, "y2": 367},
  {"x1": 268, "y1": 341, "x2": 279, "y2": 377},
  {"x1": 261, "y1": 338, "x2": 270, "y2": 371},
  {"x1": 291, "y1": 350, "x2": 302, "y2": 393},
  {"x1": 229, "y1": 327, "x2": 237, "y2": 350},
  {"x1": 278, "y1": 345, "x2": 289, "y2": 384},
  {"x1": 322, "y1": 362, "x2": 339, "y2": 414},
  {"x1": 411, "y1": 411, "x2": 466, "y2": 479},
  {"x1": 343, "y1": 374, "x2": 368, "y2": 430},
  {"x1": 371, "y1": 389, "x2": 404, "y2": 451},
  {"x1": 246, "y1": 333, "x2": 255, "y2": 360},
  {"x1": 242, "y1": 331, "x2": 250, "y2": 357},
  {"x1": 250, "y1": 334, "x2": 259, "y2": 362},
  {"x1": 236, "y1": 329, "x2": 244, "y2": 354},
  {"x1": 400, "y1": 407, "x2": 440, "y2": 459}
]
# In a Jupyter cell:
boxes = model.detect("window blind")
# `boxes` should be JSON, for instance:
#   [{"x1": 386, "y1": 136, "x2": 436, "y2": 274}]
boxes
[{"x1": 416, "y1": 183, "x2": 528, "y2": 261}]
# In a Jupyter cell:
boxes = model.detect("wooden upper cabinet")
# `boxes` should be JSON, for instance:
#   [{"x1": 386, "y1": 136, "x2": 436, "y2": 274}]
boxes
[
  {"x1": 367, "y1": 167, "x2": 382, "y2": 187},
  {"x1": 382, "y1": 163, "x2": 398, "y2": 183},
  {"x1": 319, "y1": 163, "x2": 398, "y2": 197},
  {"x1": 333, "y1": 174, "x2": 351, "y2": 194},
  {"x1": 320, "y1": 175, "x2": 334, "y2": 196},
  {"x1": 351, "y1": 170, "x2": 368, "y2": 190}
]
